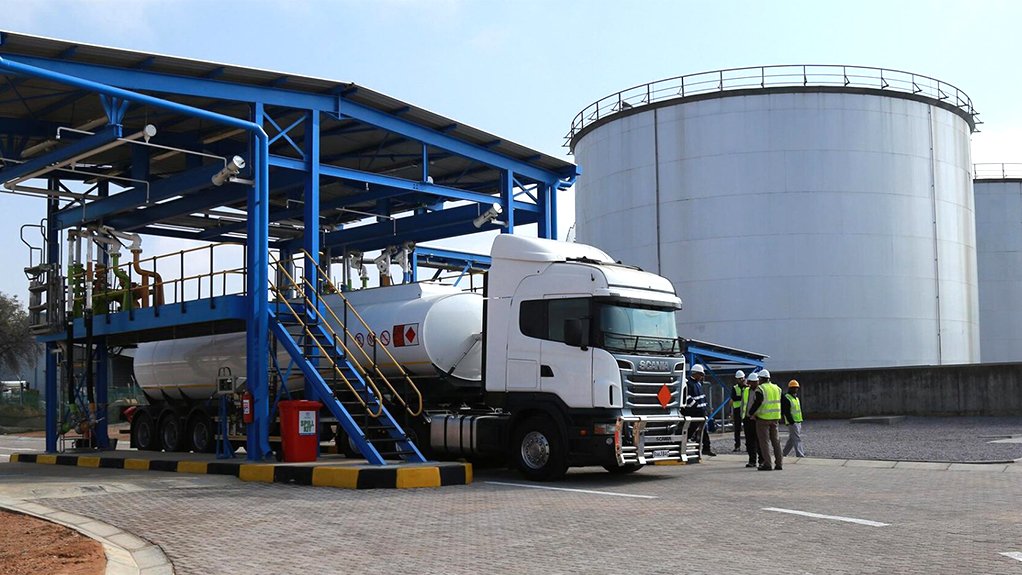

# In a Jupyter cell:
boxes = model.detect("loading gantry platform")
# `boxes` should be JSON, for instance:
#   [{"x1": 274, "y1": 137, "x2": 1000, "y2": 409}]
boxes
[{"x1": 0, "y1": 31, "x2": 577, "y2": 461}]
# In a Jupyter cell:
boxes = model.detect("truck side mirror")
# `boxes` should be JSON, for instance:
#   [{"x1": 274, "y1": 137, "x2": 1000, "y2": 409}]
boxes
[{"x1": 564, "y1": 319, "x2": 589, "y2": 351}]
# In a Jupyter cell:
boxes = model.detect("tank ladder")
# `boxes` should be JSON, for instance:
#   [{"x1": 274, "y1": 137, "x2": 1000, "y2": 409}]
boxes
[{"x1": 268, "y1": 258, "x2": 426, "y2": 464}]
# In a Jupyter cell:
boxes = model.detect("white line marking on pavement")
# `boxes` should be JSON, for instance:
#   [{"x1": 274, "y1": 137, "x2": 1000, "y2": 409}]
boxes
[
  {"x1": 0, "y1": 447, "x2": 35, "y2": 452},
  {"x1": 485, "y1": 481, "x2": 657, "y2": 499},
  {"x1": 763, "y1": 507, "x2": 888, "y2": 527},
  {"x1": 1000, "y1": 552, "x2": 1022, "y2": 562}
]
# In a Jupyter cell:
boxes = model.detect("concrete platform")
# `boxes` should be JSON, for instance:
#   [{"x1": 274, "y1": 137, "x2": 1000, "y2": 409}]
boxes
[
  {"x1": 849, "y1": 415, "x2": 907, "y2": 425},
  {"x1": 10, "y1": 451, "x2": 471, "y2": 490}
]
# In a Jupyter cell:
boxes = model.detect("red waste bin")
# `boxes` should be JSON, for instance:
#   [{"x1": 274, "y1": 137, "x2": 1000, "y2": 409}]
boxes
[{"x1": 278, "y1": 400, "x2": 322, "y2": 462}]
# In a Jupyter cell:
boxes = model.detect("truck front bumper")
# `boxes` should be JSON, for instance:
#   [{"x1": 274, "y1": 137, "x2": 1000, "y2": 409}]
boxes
[{"x1": 614, "y1": 415, "x2": 704, "y2": 466}]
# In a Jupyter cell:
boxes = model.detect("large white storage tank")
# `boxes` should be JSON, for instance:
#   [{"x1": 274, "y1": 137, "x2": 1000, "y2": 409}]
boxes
[
  {"x1": 570, "y1": 66, "x2": 980, "y2": 370},
  {"x1": 974, "y1": 164, "x2": 1022, "y2": 362}
]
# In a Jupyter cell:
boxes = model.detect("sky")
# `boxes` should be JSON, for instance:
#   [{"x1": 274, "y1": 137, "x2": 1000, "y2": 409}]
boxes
[{"x1": 1, "y1": 0, "x2": 1021, "y2": 300}]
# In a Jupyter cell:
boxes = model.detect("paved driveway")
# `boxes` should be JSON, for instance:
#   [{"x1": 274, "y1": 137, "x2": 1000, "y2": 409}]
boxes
[{"x1": 2, "y1": 451, "x2": 1020, "y2": 575}]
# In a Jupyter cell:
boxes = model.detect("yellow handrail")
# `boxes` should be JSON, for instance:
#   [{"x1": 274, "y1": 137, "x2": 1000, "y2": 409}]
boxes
[
  {"x1": 298, "y1": 250, "x2": 424, "y2": 417},
  {"x1": 269, "y1": 257, "x2": 389, "y2": 418},
  {"x1": 299, "y1": 275, "x2": 423, "y2": 417},
  {"x1": 267, "y1": 282, "x2": 382, "y2": 418}
]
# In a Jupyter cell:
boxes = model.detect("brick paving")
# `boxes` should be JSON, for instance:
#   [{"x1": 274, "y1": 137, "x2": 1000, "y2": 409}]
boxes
[{"x1": 3, "y1": 457, "x2": 1020, "y2": 574}]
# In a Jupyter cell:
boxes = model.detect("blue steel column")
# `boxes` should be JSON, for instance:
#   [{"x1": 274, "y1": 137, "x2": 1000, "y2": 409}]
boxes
[
  {"x1": 95, "y1": 181, "x2": 109, "y2": 449},
  {"x1": 548, "y1": 183, "x2": 559, "y2": 240},
  {"x1": 537, "y1": 184, "x2": 551, "y2": 240},
  {"x1": 500, "y1": 170, "x2": 515, "y2": 234},
  {"x1": 303, "y1": 110, "x2": 320, "y2": 398},
  {"x1": 44, "y1": 187, "x2": 59, "y2": 453},
  {"x1": 246, "y1": 102, "x2": 271, "y2": 460}
]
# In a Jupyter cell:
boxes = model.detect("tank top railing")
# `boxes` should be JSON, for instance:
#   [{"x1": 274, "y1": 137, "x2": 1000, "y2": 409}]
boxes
[
  {"x1": 567, "y1": 65, "x2": 977, "y2": 146},
  {"x1": 268, "y1": 256, "x2": 384, "y2": 418},
  {"x1": 974, "y1": 163, "x2": 1022, "y2": 179},
  {"x1": 295, "y1": 250, "x2": 424, "y2": 418}
]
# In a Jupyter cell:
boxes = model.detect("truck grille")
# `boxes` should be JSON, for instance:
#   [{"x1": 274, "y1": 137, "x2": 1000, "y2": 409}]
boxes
[{"x1": 623, "y1": 373, "x2": 681, "y2": 416}]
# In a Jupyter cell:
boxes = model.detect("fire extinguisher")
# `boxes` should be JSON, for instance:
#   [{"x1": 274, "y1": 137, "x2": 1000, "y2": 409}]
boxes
[{"x1": 241, "y1": 391, "x2": 253, "y2": 424}]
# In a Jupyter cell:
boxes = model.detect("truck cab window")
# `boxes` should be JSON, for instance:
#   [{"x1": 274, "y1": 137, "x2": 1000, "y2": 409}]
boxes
[
  {"x1": 519, "y1": 298, "x2": 591, "y2": 343},
  {"x1": 596, "y1": 301, "x2": 679, "y2": 355}
]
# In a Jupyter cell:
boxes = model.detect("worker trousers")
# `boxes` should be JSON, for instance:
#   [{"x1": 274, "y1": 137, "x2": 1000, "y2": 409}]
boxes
[
  {"x1": 783, "y1": 422, "x2": 806, "y2": 457},
  {"x1": 732, "y1": 408, "x2": 742, "y2": 449},
  {"x1": 755, "y1": 419, "x2": 783, "y2": 469},
  {"x1": 743, "y1": 417, "x2": 759, "y2": 465}
]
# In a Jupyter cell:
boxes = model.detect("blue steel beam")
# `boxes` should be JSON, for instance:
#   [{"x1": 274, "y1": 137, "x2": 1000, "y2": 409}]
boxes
[
  {"x1": 0, "y1": 124, "x2": 121, "y2": 184},
  {"x1": 306, "y1": 203, "x2": 540, "y2": 253},
  {"x1": 0, "y1": 54, "x2": 577, "y2": 183},
  {"x1": 270, "y1": 154, "x2": 504, "y2": 206},
  {"x1": 53, "y1": 162, "x2": 226, "y2": 228}
]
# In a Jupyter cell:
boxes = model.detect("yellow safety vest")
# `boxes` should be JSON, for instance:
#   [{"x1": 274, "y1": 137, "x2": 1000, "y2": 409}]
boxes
[
  {"x1": 757, "y1": 383, "x2": 782, "y2": 421},
  {"x1": 785, "y1": 394, "x2": 803, "y2": 423},
  {"x1": 740, "y1": 386, "x2": 750, "y2": 419},
  {"x1": 732, "y1": 385, "x2": 744, "y2": 409}
]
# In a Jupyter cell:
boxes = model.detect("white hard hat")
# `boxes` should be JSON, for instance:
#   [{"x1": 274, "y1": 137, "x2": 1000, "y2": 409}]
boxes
[
  {"x1": 690, "y1": 364, "x2": 705, "y2": 374},
  {"x1": 747, "y1": 372, "x2": 759, "y2": 382},
  {"x1": 735, "y1": 370, "x2": 745, "y2": 379},
  {"x1": 758, "y1": 369, "x2": 770, "y2": 380}
]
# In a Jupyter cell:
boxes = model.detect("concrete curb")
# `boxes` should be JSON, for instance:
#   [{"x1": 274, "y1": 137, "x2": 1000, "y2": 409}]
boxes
[
  {"x1": 0, "y1": 497, "x2": 173, "y2": 575},
  {"x1": 708, "y1": 453, "x2": 1016, "y2": 472},
  {"x1": 10, "y1": 452, "x2": 473, "y2": 489}
]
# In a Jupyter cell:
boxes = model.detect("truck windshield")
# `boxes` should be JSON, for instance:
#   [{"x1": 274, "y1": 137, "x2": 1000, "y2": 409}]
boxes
[{"x1": 596, "y1": 302, "x2": 679, "y2": 355}]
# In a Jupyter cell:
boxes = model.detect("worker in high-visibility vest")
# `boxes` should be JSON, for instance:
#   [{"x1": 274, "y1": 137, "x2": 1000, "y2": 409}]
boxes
[
  {"x1": 730, "y1": 370, "x2": 746, "y2": 451},
  {"x1": 742, "y1": 372, "x2": 762, "y2": 468},
  {"x1": 747, "y1": 369, "x2": 783, "y2": 471},
  {"x1": 782, "y1": 380, "x2": 806, "y2": 458},
  {"x1": 684, "y1": 364, "x2": 716, "y2": 457}
]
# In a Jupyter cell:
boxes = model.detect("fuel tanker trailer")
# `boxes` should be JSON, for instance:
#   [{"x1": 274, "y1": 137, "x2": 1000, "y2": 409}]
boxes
[{"x1": 129, "y1": 235, "x2": 701, "y2": 480}]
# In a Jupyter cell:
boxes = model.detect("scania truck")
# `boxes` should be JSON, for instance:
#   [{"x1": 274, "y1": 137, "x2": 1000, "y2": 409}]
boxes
[{"x1": 130, "y1": 235, "x2": 700, "y2": 480}]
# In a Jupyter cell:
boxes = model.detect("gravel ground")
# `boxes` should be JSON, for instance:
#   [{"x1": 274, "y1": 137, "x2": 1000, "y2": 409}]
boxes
[{"x1": 709, "y1": 416, "x2": 1022, "y2": 463}]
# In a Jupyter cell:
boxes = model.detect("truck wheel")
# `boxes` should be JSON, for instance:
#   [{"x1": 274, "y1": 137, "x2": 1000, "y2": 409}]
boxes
[
  {"x1": 159, "y1": 413, "x2": 185, "y2": 452},
  {"x1": 187, "y1": 412, "x2": 215, "y2": 453},
  {"x1": 335, "y1": 428, "x2": 360, "y2": 458},
  {"x1": 512, "y1": 416, "x2": 568, "y2": 481},
  {"x1": 603, "y1": 463, "x2": 643, "y2": 474},
  {"x1": 131, "y1": 410, "x2": 157, "y2": 451}
]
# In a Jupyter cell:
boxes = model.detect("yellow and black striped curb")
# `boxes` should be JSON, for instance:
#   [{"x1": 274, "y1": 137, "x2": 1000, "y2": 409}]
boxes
[{"x1": 11, "y1": 453, "x2": 472, "y2": 489}]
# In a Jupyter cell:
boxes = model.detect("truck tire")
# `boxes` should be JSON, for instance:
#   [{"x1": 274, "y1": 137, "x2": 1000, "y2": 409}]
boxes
[
  {"x1": 512, "y1": 416, "x2": 568, "y2": 481},
  {"x1": 131, "y1": 410, "x2": 157, "y2": 451},
  {"x1": 159, "y1": 413, "x2": 185, "y2": 452},
  {"x1": 603, "y1": 463, "x2": 643, "y2": 474},
  {"x1": 187, "y1": 411, "x2": 215, "y2": 453},
  {"x1": 335, "y1": 428, "x2": 361, "y2": 458}
]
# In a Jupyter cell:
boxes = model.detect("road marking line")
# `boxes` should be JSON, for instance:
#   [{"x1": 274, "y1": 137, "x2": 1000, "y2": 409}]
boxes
[
  {"x1": 485, "y1": 481, "x2": 657, "y2": 499},
  {"x1": 763, "y1": 507, "x2": 888, "y2": 527},
  {"x1": 1000, "y1": 552, "x2": 1022, "y2": 562},
  {"x1": 0, "y1": 447, "x2": 36, "y2": 451}
]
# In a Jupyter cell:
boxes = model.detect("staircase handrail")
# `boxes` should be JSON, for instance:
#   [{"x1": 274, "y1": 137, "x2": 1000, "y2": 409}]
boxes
[
  {"x1": 299, "y1": 250, "x2": 425, "y2": 417},
  {"x1": 268, "y1": 261, "x2": 384, "y2": 418}
]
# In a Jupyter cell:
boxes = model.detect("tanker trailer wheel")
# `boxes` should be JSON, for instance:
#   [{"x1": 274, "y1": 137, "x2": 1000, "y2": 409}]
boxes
[
  {"x1": 512, "y1": 416, "x2": 568, "y2": 482},
  {"x1": 131, "y1": 410, "x2": 157, "y2": 451},
  {"x1": 334, "y1": 428, "x2": 361, "y2": 458},
  {"x1": 159, "y1": 412, "x2": 185, "y2": 452},
  {"x1": 186, "y1": 411, "x2": 215, "y2": 453},
  {"x1": 603, "y1": 463, "x2": 643, "y2": 474}
]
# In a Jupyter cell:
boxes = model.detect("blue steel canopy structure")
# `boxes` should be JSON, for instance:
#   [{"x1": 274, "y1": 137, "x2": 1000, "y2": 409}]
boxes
[{"x1": 0, "y1": 31, "x2": 577, "y2": 458}]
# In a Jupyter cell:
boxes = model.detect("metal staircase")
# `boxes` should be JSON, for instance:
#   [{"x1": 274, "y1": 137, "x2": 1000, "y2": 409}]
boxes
[{"x1": 268, "y1": 258, "x2": 427, "y2": 465}]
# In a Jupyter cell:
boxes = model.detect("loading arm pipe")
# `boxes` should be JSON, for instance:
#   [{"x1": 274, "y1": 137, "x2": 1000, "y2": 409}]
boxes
[{"x1": 0, "y1": 55, "x2": 273, "y2": 460}]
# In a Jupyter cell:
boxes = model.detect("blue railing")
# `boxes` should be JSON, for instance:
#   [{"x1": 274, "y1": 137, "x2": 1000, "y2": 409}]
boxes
[{"x1": 567, "y1": 64, "x2": 977, "y2": 146}]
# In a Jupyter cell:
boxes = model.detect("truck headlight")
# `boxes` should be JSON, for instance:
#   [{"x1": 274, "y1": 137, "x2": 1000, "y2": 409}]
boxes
[{"x1": 593, "y1": 423, "x2": 617, "y2": 435}]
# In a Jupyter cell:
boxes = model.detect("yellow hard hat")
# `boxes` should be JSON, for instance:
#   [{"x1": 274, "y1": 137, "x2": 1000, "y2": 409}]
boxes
[{"x1": 788, "y1": 379, "x2": 800, "y2": 388}]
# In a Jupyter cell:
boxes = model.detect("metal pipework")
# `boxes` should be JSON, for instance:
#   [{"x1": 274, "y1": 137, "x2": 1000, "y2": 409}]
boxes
[{"x1": 3, "y1": 124, "x2": 157, "y2": 190}]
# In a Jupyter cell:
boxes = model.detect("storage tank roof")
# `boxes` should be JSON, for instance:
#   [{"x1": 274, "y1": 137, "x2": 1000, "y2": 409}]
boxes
[{"x1": 568, "y1": 64, "x2": 978, "y2": 150}]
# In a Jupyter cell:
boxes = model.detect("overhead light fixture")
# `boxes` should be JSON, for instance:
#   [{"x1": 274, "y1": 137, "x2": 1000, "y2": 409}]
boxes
[
  {"x1": 211, "y1": 156, "x2": 246, "y2": 186},
  {"x1": 473, "y1": 203, "x2": 504, "y2": 228}
]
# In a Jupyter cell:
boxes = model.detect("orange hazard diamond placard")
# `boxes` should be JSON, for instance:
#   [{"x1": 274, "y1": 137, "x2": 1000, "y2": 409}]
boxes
[
  {"x1": 393, "y1": 323, "x2": 419, "y2": 347},
  {"x1": 657, "y1": 385, "x2": 672, "y2": 408}
]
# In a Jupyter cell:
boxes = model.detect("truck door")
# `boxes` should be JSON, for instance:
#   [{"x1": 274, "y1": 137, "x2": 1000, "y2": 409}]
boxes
[{"x1": 539, "y1": 297, "x2": 594, "y2": 408}]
